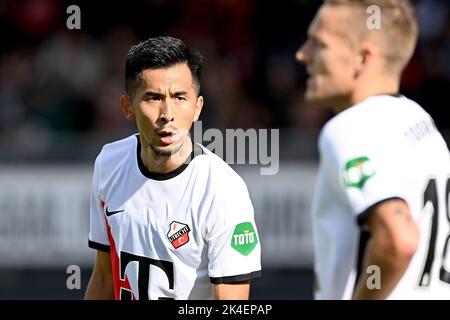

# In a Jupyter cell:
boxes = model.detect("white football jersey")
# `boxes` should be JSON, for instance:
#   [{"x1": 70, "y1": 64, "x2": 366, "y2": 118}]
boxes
[
  {"x1": 312, "y1": 94, "x2": 450, "y2": 299},
  {"x1": 89, "y1": 134, "x2": 261, "y2": 300}
]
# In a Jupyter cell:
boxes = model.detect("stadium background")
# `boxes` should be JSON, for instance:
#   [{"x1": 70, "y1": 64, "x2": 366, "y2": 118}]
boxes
[{"x1": 0, "y1": 0, "x2": 449, "y2": 299}]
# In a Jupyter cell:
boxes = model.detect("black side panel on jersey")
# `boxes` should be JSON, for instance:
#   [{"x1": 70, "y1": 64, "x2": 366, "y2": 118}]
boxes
[{"x1": 210, "y1": 270, "x2": 262, "y2": 284}]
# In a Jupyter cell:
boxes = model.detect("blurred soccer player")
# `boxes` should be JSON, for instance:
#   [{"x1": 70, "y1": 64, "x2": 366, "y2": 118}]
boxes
[
  {"x1": 85, "y1": 36, "x2": 261, "y2": 300},
  {"x1": 296, "y1": 0, "x2": 450, "y2": 299}
]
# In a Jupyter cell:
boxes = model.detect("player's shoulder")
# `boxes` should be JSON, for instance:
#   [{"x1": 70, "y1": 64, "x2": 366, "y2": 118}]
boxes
[
  {"x1": 95, "y1": 134, "x2": 137, "y2": 171},
  {"x1": 320, "y1": 95, "x2": 427, "y2": 145},
  {"x1": 193, "y1": 143, "x2": 249, "y2": 192}
]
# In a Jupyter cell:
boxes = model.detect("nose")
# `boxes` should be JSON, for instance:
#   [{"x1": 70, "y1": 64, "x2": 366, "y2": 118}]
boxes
[
  {"x1": 158, "y1": 100, "x2": 175, "y2": 124},
  {"x1": 296, "y1": 42, "x2": 310, "y2": 65}
]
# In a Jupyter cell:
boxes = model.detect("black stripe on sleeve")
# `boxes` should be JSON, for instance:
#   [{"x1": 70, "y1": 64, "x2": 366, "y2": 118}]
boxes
[
  {"x1": 356, "y1": 197, "x2": 405, "y2": 227},
  {"x1": 210, "y1": 270, "x2": 262, "y2": 284},
  {"x1": 88, "y1": 240, "x2": 110, "y2": 252}
]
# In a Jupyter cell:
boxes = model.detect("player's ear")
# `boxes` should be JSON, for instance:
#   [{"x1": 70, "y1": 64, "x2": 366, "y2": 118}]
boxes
[
  {"x1": 120, "y1": 94, "x2": 135, "y2": 122},
  {"x1": 354, "y1": 51, "x2": 367, "y2": 78},
  {"x1": 193, "y1": 95, "x2": 204, "y2": 122},
  {"x1": 354, "y1": 43, "x2": 373, "y2": 78}
]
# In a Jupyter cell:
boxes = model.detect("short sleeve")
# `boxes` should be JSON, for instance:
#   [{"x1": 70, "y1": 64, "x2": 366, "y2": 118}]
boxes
[
  {"x1": 88, "y1": 153, "x2": 110, "y2": 252},
  {"x1": 206, "y1": 176, "x2": 262, "y2": 284},
  {"x1": 322, "y1": 127, "x2": 408, "y2": 226}
]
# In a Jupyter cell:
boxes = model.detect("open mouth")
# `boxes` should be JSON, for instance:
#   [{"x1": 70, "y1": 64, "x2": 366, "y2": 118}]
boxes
[
  {"x1": 158, "y1": 131, "x2": 174, "y2": 137},
  {"x1": 157, "y1": 130, "x2": 177, "y2": 145}
]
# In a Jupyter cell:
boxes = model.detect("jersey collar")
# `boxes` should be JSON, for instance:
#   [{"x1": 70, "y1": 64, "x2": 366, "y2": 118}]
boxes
[{"x1": 135, "y1": 134, "x2": 204, "y2": 181}]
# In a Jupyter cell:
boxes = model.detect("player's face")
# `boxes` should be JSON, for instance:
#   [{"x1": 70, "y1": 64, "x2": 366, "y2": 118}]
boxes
[
  {"x1": 125, "y1": 63, "x2": 203, "y2": 156},
  {"x1": 296, "y1": 5, "x2": 358, "y2": 110}
]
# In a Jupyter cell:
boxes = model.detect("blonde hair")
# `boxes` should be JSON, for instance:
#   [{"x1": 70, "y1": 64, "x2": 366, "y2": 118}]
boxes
[{"x1": 325, "y1": 0, "x2": 419, "y2": 73}]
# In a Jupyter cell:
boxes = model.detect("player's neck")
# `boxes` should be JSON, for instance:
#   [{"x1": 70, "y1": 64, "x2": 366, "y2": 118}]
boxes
[
  {"x1": 334, "y1": 76, "x2": 400, "y2": 113},
  {"x1": 140, "y1": 137, "x2": 193, "y2": 174}
]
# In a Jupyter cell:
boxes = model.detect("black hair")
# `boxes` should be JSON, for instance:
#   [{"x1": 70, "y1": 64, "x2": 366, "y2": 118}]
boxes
[{"x1": 125, "y1": 36, "x2": 203, "y2": 97}]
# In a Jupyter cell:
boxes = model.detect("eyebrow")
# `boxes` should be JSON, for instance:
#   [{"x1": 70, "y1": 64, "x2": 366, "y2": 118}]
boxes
[
  {"x1": 172, "y1": 91, "x2": 188, "y2": 96},
  {"x1": 142, "y1": 91, "x2": 188, "y2": 99},
  {"x1": 307, "y1": 31, "x2": 319, "y2": 41},
  {"x1": 310, "y1": 33, "x2": 327, "y2": 46},
  {"x1": 142, "y1": 91, "x2": 163, "y2": 99}
]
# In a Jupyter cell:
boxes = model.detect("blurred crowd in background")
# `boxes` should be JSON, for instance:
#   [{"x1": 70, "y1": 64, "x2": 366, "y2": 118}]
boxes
[
  {"x1": 0, "y1": 0, "x2": 449, "y2": 162},
  {"x1": 0, "y1": 0, "x2": 449, "y2": 300}
]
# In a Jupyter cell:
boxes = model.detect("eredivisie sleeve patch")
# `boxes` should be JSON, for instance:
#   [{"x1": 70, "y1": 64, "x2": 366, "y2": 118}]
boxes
[
  {"x1": 231, "y1": 222, "x2": 258, "y2": 256},
  {"x1": 342, "y1": 156, "x2": 376, "y2": 189}
]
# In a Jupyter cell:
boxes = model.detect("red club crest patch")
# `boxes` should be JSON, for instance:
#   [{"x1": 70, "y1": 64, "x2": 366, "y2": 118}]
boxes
[{"x1": 167, "y1": 221, "x2": 191, "y2": 249}]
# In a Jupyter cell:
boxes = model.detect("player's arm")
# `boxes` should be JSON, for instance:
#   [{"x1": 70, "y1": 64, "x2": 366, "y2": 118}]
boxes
[
  {"x1": 85, "y1": 250, "x2": 114, "y2": 300},
  {"x1": 212, "y1": 281, "x2": 250, "y2": 300},
  {"x1": 352, "y1": 198, "x2": 420, "y2": 300}
]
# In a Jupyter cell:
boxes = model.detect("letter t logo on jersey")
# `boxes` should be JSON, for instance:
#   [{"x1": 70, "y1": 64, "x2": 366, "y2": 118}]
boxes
[{"x1": 231, "y1": 222, "x2": 258, "y2": 256}]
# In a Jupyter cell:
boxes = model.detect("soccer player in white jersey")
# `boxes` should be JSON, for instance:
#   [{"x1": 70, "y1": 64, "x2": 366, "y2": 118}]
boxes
[
  {"x1": 296, "y1": 0, "x2": 450, "y2": 299},
  {"x1": 85, "y1": 36, "x2": 261, "y2": 300}
]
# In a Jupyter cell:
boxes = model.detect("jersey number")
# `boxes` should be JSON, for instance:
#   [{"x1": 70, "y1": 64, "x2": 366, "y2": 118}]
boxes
[
  {"x1": 418, "y1": 177, "x2": 450, "y2": 286},
  {"x1": 119, "y1": 251, "x2": 174, "y2": 300}
]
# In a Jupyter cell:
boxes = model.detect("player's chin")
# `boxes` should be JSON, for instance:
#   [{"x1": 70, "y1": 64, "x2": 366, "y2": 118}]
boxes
[
  {"x1": 151, "y1": 140, "x2": 184, "y2": 157},
  {"x1": 305, "y1": 90, "x2": 327, "y2": 107}
]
